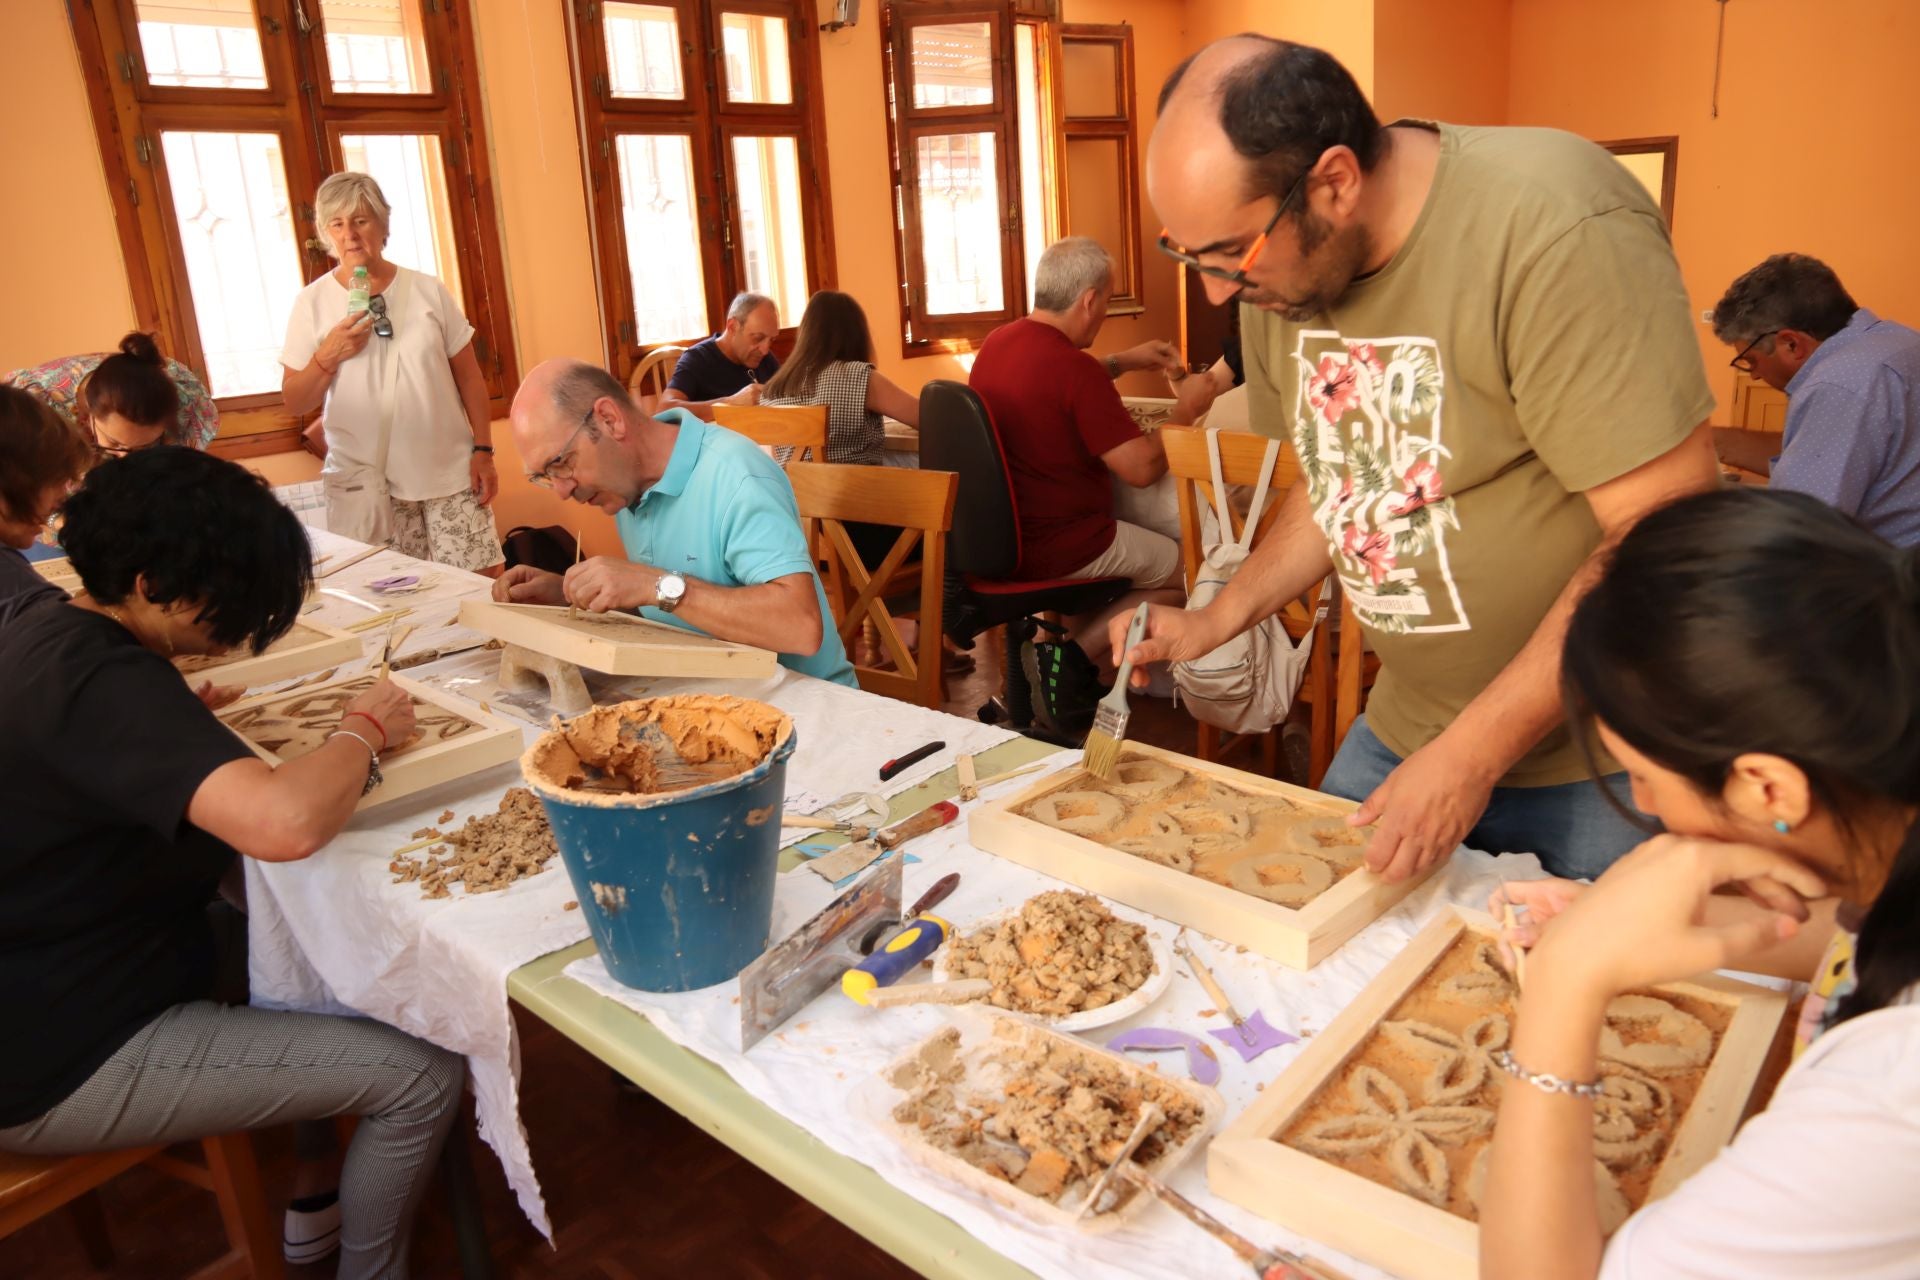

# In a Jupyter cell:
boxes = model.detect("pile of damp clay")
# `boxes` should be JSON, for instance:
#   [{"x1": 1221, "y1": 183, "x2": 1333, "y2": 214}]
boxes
[{"x1": 522, "y1": 694, "x2": 793, "y2": 797}]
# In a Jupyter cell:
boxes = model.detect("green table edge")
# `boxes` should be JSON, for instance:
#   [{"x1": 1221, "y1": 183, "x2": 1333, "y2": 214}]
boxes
[{"x1": 508, "y1": 736, "x2": 1063, "y2": 1280}]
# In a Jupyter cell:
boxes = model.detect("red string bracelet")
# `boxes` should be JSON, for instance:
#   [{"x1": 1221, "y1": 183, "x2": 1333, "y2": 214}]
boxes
[{"x1": 342, "y1": 710, "x2": 388, "y2": 751}]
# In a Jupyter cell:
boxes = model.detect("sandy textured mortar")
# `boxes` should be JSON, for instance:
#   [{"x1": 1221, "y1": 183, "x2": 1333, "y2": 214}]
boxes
[{"x1": 521, "y1": 695, "x2": 797, "y2": 992}]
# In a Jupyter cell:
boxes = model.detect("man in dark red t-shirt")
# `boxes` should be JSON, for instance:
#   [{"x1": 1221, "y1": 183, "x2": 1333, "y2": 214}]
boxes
[{"x1": 970, "y1": 237, "x2": 1187, "y2": 590}]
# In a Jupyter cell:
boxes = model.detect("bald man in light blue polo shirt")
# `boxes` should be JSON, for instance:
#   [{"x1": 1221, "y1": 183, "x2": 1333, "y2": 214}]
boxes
[{"x1": 495, "y1": 358, "x2": 854, "y2": 686}]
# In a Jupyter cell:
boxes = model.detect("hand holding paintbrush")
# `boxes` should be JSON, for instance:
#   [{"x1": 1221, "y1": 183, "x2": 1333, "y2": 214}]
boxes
[{"x1": 1084, "y1": 602, "x2": 1151, "y2": 779}]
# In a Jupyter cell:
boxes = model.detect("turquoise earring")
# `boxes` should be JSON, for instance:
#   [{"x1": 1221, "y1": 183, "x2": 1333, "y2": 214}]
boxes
[{"x1": 1773, "y1": 818, "x2": 1791, "y2": 834}]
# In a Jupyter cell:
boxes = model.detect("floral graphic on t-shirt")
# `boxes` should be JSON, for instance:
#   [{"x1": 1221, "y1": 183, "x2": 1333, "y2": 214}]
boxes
[{"x1": 1292, "y1": 334, "x2": 1466, "y2": 635}]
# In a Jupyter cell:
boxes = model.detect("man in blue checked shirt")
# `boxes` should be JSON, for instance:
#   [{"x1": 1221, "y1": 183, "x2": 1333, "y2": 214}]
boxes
[{"x1": 1712, "y1": 254, "x2": 1920, "y2": 546}]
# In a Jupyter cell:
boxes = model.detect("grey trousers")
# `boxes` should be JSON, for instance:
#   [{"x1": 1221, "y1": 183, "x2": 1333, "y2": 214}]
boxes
[{"x1": 0, "y1": 999, "x2": 465, "y2": 1280}]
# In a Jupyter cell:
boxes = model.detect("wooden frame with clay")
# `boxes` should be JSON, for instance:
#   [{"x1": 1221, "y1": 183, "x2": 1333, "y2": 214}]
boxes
[
  {"x1": 457, "y1": 599, "x2": 777, "y2": 679},
  {"x1": 171, "y1": 619, "x2": 364, "y2": 690},
  {"x1": 967, "y1": 742, "x2": 1435, "y2": 970},
  {"x1": 218, "y1": 672, "x2": 523, "y2": 811},
  {"x1": 1206, "y1": 908, "x2": 1790, "y2": 1280}
]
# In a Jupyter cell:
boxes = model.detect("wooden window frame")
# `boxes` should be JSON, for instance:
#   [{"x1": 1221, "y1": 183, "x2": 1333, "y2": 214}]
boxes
[
  {"x1": 1599, "y1": 135, "x2": 1679, "y2": 228},
  {"x1": 883, "y1": 2, "x2": 1023, "y2": 353},
  {"x1": 883, "y1": 2, "x2": 1143, "y2": 358},
  {"x1": 68, "y1": 0, "x2": 518, "y2": 460},
  {"x1": 1058, "y1": 22, "x2": 1141, "y2": 314},
  {"x1": 564, "y1": 0, "x2": 837, "y2": 383}
]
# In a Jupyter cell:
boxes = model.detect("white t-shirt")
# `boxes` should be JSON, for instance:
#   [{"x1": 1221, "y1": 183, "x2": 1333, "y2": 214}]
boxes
[
  {"x1": 1598, "y1": 989, "x2": 1920, "y2": 1280},
  {"x1": 280, "y1": 266, "x2": 476, "y2": 502}
]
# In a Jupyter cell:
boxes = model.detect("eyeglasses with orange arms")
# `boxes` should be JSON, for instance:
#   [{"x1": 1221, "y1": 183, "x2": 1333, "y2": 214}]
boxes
[{"x1": 1155, "y1": 160, "x2": 1315, "y2": 286}]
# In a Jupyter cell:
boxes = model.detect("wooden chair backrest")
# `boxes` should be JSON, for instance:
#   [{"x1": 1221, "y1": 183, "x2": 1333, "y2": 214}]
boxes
[
  {"x1": 786, "y1": 462, "x2": 957, "y2": 709},
  {"x1": 714, "y1": 403, "x2": 829, "y2": 463},
  {"x1": 628, "y1": 345, "x2": 685, "y2": 402}
]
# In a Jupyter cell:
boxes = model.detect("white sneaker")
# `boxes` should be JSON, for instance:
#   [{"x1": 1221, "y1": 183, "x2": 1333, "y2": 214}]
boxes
[{"x1": 283, "y1": 1191, "x2": 341, "y2": 1265}]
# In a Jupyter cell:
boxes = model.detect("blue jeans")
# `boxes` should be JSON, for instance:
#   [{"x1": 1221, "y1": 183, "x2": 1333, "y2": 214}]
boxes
[{"x1": 1319, "y1": 715, "x2": 1656, "y2": 881}]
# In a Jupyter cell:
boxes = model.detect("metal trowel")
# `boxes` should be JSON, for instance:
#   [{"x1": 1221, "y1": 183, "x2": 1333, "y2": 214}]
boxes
[{"x1": 738, "y1": 855, "x2": 903, "y2": 1052}]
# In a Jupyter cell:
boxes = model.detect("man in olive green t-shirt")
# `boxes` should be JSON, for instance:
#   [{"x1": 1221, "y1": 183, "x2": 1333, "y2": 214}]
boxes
[{"x1": 1112, "y1": 36, "x2": 1719, "y2": 882}]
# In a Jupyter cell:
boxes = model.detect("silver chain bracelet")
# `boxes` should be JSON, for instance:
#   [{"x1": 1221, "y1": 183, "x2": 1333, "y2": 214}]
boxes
[{"x1": 1491, "y1": 1048, "x2": 1605, "y2": 1099}]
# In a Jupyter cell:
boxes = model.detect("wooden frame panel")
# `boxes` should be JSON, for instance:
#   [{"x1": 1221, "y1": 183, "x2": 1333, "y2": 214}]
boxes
[
  {"x1": 457, "y1": 600, "x2": 778, "y2": 679},
  {"x1": 967, "y1": 742, "x2": 1435, "y2": 969},
  {"x1": 1207, "y1": 908, "x2": 1791, "y2": 1280},
  {"x1": 1600, "y1": 135, "x2": 1679, "y2": 228},
  {"x1": 218, "y1": 671, "x2": 521, "y2": 811},
  {"x1": 1058, "y1": 22, "x2": 1140, "y2": 313},
  {"x1": 172, "y1": 619, "x2": 363, "y2": 690},
  {"x1": 883, "y1": 1, "x2": 1023, "y2": 352}
]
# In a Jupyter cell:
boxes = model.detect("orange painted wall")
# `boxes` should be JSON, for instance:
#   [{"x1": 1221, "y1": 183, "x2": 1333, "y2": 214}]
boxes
[
  {"x1": 1179, "y1": 0, "x2": 1374, "y2": 97},
  {"x1": 0, "y1": 2, "x2": 138, "y2": 369},
  {"x1": 1506, "y1": 0, "x2": 1920, "y2": 419},
  {"x1": 1372, "y1": 0, "x2": 1508, "y2": 126}
]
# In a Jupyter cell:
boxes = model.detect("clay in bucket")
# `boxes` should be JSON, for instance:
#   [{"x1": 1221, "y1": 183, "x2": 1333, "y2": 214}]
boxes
[
  {"x1": 524, "y1": 693, "x2": 790, "y2": 797},
  {"x1": 523, "y1": 695, "x2": 797, "y2": 992}
]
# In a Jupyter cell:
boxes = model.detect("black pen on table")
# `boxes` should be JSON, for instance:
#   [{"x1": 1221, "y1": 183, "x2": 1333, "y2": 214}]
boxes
[{"x1": 878, "y1": 740, "x2": 945, "y2": 782}]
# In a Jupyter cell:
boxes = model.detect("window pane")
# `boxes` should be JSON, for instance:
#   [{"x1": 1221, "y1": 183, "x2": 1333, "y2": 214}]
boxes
[
  {"x1": 1061, "y1": 40, "x2": 1119, "y2": 117},
  {"x1": 320, "y1": 0, "x2": 432, "y2": 94},
  {"x1": 615, "y1": 134, "x2": 707, "y2": 343},
  {"x1": 1064, "y1": 138, "x2": 1124, "y2": 273},
  {"x1": 1015, "y1": 25, "x2": 1048, "y2": 307},
  {"x1": 605, "y1": 3, "x2": 684, "y2": 100},
  {"x1": 914, "y1": 132, "x2": 1003, "y2": 315},
  {"x1": 338, "y1": 134, "x2": 463, "y2": 307},
  {"x1": 158, "y1": 131, "x2": 305, "y2": 397},
  {"x1": 720, "y1": 13, "x2": 791, "y2": 104},
  {"x1": 731, "y1": 137, "x2": 808, "y2": 323},
  {"x1": 134, "y1": 0, "x2": 267, "y2": 90},
  {"x1": 910, "y1": 22, "x2": 993, "y2": 109}
]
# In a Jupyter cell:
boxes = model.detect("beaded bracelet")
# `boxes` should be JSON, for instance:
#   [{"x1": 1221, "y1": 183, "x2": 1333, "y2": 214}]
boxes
[{"x1": 1491, "y1": 1049, "x2": 1605, "y2": 1100}]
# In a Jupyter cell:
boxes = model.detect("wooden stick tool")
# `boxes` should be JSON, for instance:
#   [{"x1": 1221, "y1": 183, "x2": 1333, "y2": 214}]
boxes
[
  {"x1": 1176, "y1": 932, "x2": 1256, "y2": 1048},
  {"x1": 1502, "y1": 902, "x2": 1529, "y2": 991},
  {"x1": 566, "y1": 529, "x2": 582, "y2": 620},
  {"x1": 1114, "y1": 1163, "x2": 1350, "y2": 1280},
  {"x1": 1074, "y1": 1103, "x2": 1162, "y2": 1222}
]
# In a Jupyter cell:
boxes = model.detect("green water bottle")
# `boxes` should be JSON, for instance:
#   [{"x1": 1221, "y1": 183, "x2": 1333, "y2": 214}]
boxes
[{"x1": 346, "y1": 266, "x2": 371, "y2": 317}]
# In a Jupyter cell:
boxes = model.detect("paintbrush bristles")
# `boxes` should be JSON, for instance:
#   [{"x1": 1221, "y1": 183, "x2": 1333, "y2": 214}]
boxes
[{"x1": 1081, "y1": 710, "x2": 1126, "y2": 779}]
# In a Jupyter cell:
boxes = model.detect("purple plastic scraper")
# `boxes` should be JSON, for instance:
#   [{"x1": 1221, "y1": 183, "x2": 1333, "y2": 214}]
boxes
[{"x1": 1105, "y1": 1028, "x2": 1223, "y2": 1086}]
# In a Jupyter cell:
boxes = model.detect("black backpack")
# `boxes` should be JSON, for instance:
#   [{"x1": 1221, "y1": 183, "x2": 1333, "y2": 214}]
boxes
[{"x1": 500, "y1": 525, "x2": 579, "y2": 575}]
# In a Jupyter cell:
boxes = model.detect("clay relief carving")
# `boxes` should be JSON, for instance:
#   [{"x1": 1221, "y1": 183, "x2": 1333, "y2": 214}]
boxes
[
  {"x1": 1015, "y1": 752, "x2": 1370, "y2": 909},
  {"x1": 223, "y1": 676, "x2": 480, "y2": 760},
  {"x1": 1277, "y1": 932, "x2": 1725, "y2": 1223}
]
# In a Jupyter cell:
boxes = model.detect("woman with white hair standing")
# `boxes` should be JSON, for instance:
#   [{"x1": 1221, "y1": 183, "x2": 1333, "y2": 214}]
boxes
[{"x1": 280, "y1": 172, "x2": 502, "y2": 575}]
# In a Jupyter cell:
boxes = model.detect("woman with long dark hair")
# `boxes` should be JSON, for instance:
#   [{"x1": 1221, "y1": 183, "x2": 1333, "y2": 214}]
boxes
[
  {"x1": 761, "y1": 289, "x2": 921, "y2": 464},
  {"x1": 1480, "y1": 488, "x2": 1920, "y2": 1278}
]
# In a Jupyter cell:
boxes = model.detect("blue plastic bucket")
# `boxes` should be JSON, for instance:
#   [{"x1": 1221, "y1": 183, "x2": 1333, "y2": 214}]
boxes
[{"x1": 521, "y1": 695, "x2": 797, "y2": 992}]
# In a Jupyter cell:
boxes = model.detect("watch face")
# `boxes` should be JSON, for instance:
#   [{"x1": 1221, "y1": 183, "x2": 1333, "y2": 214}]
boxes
[{"x1": 657, "y1": 573, "x2": 687, "y2": 609}]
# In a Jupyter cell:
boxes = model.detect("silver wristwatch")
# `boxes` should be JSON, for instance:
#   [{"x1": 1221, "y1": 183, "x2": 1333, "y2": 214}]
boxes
[{"x1": 655, "y1": 572, "x2": 688, "y2": 614}]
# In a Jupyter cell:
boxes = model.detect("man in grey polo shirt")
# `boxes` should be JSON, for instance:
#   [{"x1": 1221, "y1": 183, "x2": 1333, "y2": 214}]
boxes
[{"x1": 1712, "y1": 254, "x2": 1920, "y2": 545}]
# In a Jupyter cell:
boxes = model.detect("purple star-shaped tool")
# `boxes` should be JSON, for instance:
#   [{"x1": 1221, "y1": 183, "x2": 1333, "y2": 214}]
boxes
[{"x1": 1206, "y1": 1010, "x2": 1297, "y2": 1063}]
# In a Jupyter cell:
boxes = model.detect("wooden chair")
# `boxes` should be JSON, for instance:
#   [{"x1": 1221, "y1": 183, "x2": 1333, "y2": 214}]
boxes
[
  {"x1": 712, "y1": 403, "x2": 828, "y2": 465},
  {"x1": 627, "y1": 344, "x2": 685, "y2": 406},
  {"x1": 787, "y1": 462, "x2": 957, "y2": 709},
  {"x1": 1161, "y1": 425, "x2": 1373, "y2": 787},
  {"x1": 0, "y1": 1134, "x2": 282, "y2": 1278}
]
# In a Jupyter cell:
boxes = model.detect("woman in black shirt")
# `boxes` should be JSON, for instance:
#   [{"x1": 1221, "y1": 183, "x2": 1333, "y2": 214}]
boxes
[{"x1": 0, "y1": 448, "x2": 463, "y2": 1280}]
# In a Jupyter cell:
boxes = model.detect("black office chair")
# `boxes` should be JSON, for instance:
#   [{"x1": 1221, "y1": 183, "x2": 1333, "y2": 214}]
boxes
[{"x1": 919, "y1": 380, "x2": 1130, "y2": 743}]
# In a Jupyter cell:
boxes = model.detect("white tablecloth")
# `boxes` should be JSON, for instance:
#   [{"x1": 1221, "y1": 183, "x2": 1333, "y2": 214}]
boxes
[
  {"x1": 247, "y1": 535, "x2": 1018, "y2": 1237},
  {"x1": 563, "y1": 750, "x2": 1539, "y2": 1280}
]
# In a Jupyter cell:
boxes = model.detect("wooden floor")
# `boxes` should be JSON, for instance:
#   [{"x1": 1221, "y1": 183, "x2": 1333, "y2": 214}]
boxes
[{"x1": 1, "y1": 631, "x2": 1306, "y2": 1280}]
